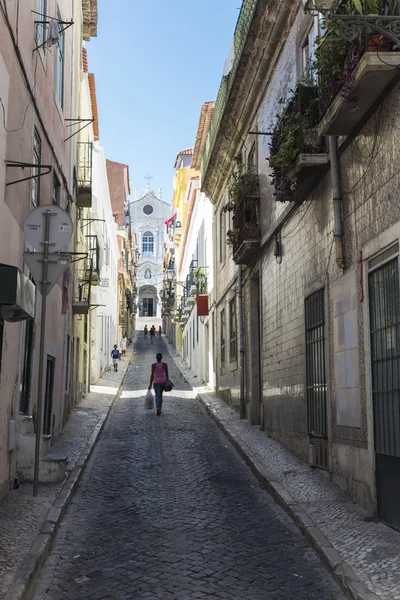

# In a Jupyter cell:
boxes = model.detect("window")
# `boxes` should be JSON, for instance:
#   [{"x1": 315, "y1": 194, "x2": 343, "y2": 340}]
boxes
[
  {"x1": 52, "y1": 173, "x2": 61, "y2": 205},
  {"x1": 31, "y1": 129, "x2": 41, "y2": 207},
  {"x1": 88, "y1": 235, "x2": 100, "y2": 274},
  {"x1": 142, "y1": 231, "x2": 154, "y2": 256},
  {"x1": 220, "y1": 210, "x2": 226, "y2": 264},
  {"x1": 0, "y1": 319, "x2": 4, "y2": 376},
  {"x1": 55, "y1": 9, "x2": 65, "y2": 108},
  {"x1": 143, "y1": 204, "x2": 153, "y2": 215},
  {"x1": 248, "y1": 143, "x2": 256, "y2": 171},
  {"x1": 229, "y1": 298, "x2": 237, "y2": 361},
  {"x1": 20, "y1": 319, "x2": 34, "y2": 414},
  {"x1": 36, "y1": 0, "x2": 47, "y2": 49},
  {"x1": 305, "y1": 289, "x2": 327, "y2": 438},
  {"x1": 220, "y1": 309, "x2": 226, "y2": 366},
  {"x1": 301, "y1": 18, "x2": 319, "y2": 78}
]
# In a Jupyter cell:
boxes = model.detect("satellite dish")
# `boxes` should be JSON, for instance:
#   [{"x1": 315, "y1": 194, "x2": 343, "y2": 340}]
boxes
[{"x1": 24, "y1": 205, "x2": 73, "y2": 252}]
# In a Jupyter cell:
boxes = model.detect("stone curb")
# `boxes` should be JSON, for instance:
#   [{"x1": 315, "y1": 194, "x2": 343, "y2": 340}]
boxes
[
  {"x1": 4, "y1": 344, "x2": 136, "y2": 600},
  {"x1": 165, "y1": 342, "x2": 382, "y2": 600}
]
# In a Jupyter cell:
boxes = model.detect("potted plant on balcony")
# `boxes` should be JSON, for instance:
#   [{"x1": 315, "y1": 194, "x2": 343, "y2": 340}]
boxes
[
  {"x1": 223, "y1": 164, "x2": 259, "y2": 213},
  {"x1": 352, "y1": 0, "x2": 399, "y2": 51},
  {"x1": 268, "y1": 80, "x2": 320, "y2": 202}
]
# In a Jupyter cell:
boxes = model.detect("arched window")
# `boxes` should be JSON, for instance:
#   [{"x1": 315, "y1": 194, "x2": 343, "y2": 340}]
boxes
[{"x1": 142, "y1": 231, "x2": 154, "y2": 256}]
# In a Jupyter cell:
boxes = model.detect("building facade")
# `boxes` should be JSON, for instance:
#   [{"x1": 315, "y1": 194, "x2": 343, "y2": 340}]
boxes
[
  {"x1": 129, "y1": 189, "x2": 170, "y2": 326},
  {"x1": 203, "y1": 0, "x2": 400, "y2": 529},
  {"x1": 164, "y1": 104, "x2": 216, "y2": 388}
]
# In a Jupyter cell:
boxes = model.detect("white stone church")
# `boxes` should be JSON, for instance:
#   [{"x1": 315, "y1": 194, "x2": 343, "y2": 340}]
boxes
[{"x1": 129, "y1": 188, "x2": 171, "y2": 325}]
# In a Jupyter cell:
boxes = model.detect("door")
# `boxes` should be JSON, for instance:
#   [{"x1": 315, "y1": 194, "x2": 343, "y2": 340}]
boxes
[
  {"x1": 75, "y1": 337, "x2": 80, "y2": 405},
  {"x1": 20, "y1": 319, "x2": 34, "y2": 415},
  {"x1": 250, "y1": 276, "x2": 262, "y2": 424},
  {"x1": 305, "y1": 289, "x2": 328, "y2": 469},
  {"x1": 369, "y1": 254, "x2": 400, "y2": 530},
  {"x1": 43, "y1": 356, "x2": 55, "y2": 435},
  {"x1": 143, "y1": 297, "x2": 153, "y2": 317}
]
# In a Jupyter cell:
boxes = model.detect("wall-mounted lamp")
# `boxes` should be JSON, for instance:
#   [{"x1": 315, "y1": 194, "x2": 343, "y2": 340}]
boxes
[{"x1": 274, "y1": 231, "x2": 282, "y2": 264}]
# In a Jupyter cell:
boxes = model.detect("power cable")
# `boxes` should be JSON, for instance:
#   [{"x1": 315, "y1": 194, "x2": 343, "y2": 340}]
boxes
[{"x1": 0, "y1": 45, "x2": 39, "y2": 133}]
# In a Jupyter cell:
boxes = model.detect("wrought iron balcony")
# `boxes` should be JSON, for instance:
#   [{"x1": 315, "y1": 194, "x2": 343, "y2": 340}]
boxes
[
  {"x1": 269, "y1": 82, "x2": 328, "y2": 203},
  {"x1": 77, "y1": 142, "x2": 93, "y2": 208},
  {"x1": 312, "y1": 1, "x2": 400, "y2": 135},
  {"x1": 228, "y1": 194, "x2": 260, "y2": 266}
]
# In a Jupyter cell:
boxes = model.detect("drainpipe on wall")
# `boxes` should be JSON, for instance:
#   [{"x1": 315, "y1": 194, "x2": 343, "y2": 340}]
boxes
[
  {"x1": 329, "y1": 136, "x2": 345, "y2": 270},
  {"x1": 238, "y1": 266, "x2": 245, "y2": 419}
]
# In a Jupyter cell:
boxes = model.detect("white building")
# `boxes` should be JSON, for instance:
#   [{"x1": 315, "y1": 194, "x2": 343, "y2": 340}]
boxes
[
  {"x1": 129, "y1": 189, "x2": 170, "y2": 326},
  {"x1": 179, "y1": 184, "x2": 214, "y2": 387},
  {"x1": 90, "y1": 142, "x2": 119, "y2": 382}
]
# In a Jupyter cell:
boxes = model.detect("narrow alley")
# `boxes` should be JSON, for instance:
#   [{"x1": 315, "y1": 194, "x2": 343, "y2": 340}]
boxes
[{"x1": 32, "y1": 335, "x2": 346, "y2": 600}]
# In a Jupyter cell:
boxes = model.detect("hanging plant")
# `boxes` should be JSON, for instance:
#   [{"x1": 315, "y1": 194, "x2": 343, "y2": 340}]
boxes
[
  {"x1": 268, "y1": 81, "x2": 319, "y2": 202},
  {"x1": 224, "y1": 164, "x2": 259, "y2": 213}
]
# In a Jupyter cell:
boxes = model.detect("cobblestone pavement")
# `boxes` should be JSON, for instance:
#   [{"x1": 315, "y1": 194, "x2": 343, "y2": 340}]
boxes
[
  {"x1": 165, "y1": 342, "x2": 400, "y2": 600},
  {"x1": 0, "y1": 350, "x2": 132, "y2": 599},
  {"x1": 33, "y1": 335, "x2": 346, "y2": 600}
]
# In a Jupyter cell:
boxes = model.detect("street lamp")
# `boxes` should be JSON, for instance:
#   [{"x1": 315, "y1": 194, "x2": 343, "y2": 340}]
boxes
[
  {"x1": 167, "y1": 265, "x2": 175, "y2": 282},
  {"x1": 302, "y1": 0, "x2": 400, "y2": 47}
]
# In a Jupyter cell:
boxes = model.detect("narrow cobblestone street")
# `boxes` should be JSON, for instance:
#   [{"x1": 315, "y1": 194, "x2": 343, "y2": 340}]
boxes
[{"x1": 33, "y1": 336, "x2": 347, "y2": 600}]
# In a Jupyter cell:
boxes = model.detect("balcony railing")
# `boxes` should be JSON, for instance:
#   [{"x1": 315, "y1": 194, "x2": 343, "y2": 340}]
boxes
[
  {"x1": 77, "y1": 142, "x2": 93, "y2": 208},
  {"x1": 201, "y1": 0, "x2": 257, "y2": 176},
  {"x1": 314, "y1": 2, "x2": 400, "y2": 135},
  {"x1": 269, "y1": 82, "x2": 328, "y2": 203},
  {"x1": 228, "y1": 193, "x2": 260, "y2": 265}
]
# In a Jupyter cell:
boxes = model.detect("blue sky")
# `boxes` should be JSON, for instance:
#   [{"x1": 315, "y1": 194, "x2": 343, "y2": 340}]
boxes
[{"x1": 88, "y1": 0, "x2": 241, "y2": 203}]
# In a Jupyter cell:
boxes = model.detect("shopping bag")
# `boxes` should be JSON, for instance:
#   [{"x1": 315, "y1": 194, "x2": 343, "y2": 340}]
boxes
[{"x1": 145, "y1": 389, "x2": 154, "y2": 409}]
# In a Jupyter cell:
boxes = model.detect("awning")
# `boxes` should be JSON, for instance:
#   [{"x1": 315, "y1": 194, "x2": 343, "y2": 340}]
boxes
[{"x1": 164, "y1": 213, "x2": 177, "y2": 226}]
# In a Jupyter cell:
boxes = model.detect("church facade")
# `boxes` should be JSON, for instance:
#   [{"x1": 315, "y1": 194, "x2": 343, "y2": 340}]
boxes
[{"x1": 129, "y1": 189, "x2": 171, "y2": 320}]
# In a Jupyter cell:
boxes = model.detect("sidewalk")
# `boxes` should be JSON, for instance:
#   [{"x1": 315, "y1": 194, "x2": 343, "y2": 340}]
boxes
[
  {"x1": 164, "y1": 339, "x2": 400, "y2": 600},
  {"x1": 0, "y1": 344, "x2": 135, "y2": 600}
]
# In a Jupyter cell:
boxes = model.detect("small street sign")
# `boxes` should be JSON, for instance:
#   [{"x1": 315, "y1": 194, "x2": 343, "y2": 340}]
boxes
[
  {"x1": 24, "y1": 205, "x2": 73, "y2": 252},
  {"x1": 23, "y1": 252, "x2": 71, "y2": 296}
]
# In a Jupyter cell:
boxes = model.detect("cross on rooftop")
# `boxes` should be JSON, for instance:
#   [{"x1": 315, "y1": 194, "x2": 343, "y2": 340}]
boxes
[{"x1": 144, "y1": 173, "x2": 153, "y2": 187}]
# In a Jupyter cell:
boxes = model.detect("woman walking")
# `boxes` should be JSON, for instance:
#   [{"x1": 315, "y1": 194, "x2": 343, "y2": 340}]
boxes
[{"x1": 148, "y1": 353, "x2": 169, "y2": 416}]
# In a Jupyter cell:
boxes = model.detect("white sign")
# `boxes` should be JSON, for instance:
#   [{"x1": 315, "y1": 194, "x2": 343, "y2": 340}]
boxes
[
  {"x1": 24, "y1": 252, "x2": 71, "y2": 296},
  {"x1": 24, "y1": 205, "x2": 73, "y2": 252}
]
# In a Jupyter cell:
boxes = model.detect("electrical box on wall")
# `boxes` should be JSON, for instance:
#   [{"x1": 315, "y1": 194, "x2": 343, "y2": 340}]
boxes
[{"x1": 9, "y1": 420, "x2": 15, "y2": 452}]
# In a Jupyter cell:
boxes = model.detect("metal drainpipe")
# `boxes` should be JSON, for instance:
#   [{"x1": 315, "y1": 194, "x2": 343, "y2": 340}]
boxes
[
  {"x1": 238, "y1": 266, "x2": 245, "y2": 419},
  {"x1": 329, "y1": 136, "x2": 345, "y2": 270}
]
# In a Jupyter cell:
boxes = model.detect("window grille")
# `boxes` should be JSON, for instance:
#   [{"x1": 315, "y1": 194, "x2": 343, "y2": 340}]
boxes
[{"x1": 305, "y1": 289, "x2": 327, "y2": 439}]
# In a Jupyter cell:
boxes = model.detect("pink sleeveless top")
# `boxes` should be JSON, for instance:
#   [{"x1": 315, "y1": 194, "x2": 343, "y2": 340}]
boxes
[{"x1": 154, "y1": 362, "x2": 167, "y2": 384}]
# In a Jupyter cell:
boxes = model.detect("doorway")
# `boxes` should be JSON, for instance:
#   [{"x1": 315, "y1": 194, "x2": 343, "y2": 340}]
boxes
[
  {"x1": 143, "y1": 297, "x2": 154, "y2": 317},
  {"x1": 20, "y1": 319, "x2": 34, "y2": 415},
  {"x1": 305, "y1": 288, "x2": 328, "y2": 470},
  {"x1": 249, "y1": 275, "x2": 262, "y2": 424},
  {"x1": 369, "y1": 252, "x2": 400, "y2": 530},
  {"x1": 43, "y1": 355, "x2": 55, "y2": 435}
]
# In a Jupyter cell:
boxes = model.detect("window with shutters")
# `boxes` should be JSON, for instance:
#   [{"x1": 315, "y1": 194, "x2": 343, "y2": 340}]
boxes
[
  {"x1": 229, "y1": 298, "x2": 237, "y2": 361},
  {"x1": 220, "y1": 309, "x2": 226, "y2": 366}
]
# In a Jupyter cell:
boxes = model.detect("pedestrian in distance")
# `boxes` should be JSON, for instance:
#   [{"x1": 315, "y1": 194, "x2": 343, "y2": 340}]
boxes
[
  {"x1": 158, "y1": 326, "x2": 162, "y2": 338},
  {"x1": 148, "y1": 353, "x2": 169, "y2": 416},
  {"x1": 144, "y1": 325, "x2": 148, "y2": 339},
  {"x1": 150, "y1": 325, "x2": 155, "y2": 343},
  {"x1": 120, "y1": 334, "x2": 127, "y2": 356},
  {"x1": 111, "y1": 344, "x2": 120, "y2": 372}
]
